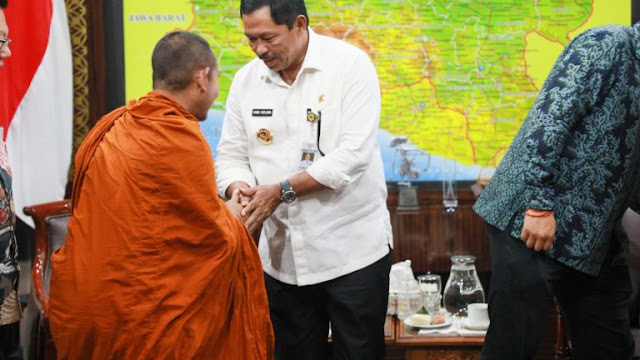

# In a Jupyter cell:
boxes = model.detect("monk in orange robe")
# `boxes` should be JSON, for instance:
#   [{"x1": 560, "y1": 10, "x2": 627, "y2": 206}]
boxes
[{"x1": 49, "y1": 31, "x2": 274, "y2": 360}]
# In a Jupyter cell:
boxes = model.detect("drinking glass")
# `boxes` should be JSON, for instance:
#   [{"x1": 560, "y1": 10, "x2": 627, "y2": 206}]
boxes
[{"x1": 418, "y1": 273, "x2": 441, "y2": 314}]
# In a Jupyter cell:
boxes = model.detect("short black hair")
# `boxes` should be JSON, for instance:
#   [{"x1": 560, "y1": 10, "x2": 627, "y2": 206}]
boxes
[
  {"x1": 240, "y1": 0, "x2": 308, "y2": 29},
  {"x1": 0, "y1": 0, "x2": 8, "y2": 9},
  {"x1": 151, "y1": 31, "x2": 216, "y2": 91}
]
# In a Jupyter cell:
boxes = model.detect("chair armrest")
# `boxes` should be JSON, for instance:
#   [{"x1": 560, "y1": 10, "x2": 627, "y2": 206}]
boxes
[{"x1": 23, "y1": 200, "x2": 71, "y2": 313}]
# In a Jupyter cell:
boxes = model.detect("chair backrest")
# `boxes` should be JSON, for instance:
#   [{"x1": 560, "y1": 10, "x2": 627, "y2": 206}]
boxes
[
  {"x1": 23, "y1": 200, "x2": 71, "y2": 313},
  {"x1": 43, "y1": 214, "x2": 70, "y2": 294}
]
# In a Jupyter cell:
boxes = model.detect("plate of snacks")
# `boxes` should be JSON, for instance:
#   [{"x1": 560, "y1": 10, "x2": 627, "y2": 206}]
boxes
[{"x1": 404, "y1": 312, "x2": 451, "y2": 329}]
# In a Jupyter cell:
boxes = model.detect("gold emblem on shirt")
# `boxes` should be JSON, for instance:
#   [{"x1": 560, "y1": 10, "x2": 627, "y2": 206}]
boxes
[
  {"x1": 256, "y1": 128, "x2": 273, "y2": 145},
  {"x1": 306, "y1": 108, "x2": 320, "y2": 123}
]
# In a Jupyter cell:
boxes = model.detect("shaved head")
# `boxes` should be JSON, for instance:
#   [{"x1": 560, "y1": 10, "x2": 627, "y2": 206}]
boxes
[{"x1": 152, "y1": 31, "x2": 216, "y2": 91}]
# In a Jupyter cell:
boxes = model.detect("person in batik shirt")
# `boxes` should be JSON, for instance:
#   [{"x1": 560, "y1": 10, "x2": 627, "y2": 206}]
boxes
[
  {"x1": 0, "y1": 1, "x2": 20, "y2": 359},
  {"x1": 474, "y1": 23, "x2": 640, "y2": 359}
]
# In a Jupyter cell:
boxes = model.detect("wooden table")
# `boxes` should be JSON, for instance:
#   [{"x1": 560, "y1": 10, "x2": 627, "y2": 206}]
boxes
[
  {"x1": 384, "y1": 315, "x2": 396, "y2": 343},
  {"x1": 385, "y1": 316, "x2": 485, "y2": 360}
]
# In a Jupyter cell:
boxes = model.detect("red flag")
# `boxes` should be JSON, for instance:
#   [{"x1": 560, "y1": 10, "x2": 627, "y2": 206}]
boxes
[{"x1": 0, "y1": 0, "x2": 72, "y2": 226}]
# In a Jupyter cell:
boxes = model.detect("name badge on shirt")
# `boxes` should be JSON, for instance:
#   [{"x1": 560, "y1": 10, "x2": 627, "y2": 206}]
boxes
[
  {"x1": 299, "y1": 142, "x2": 317, "y2": 170},
  {"x1": 252, "y1": 109, "x2": 273, "y2": 117}
]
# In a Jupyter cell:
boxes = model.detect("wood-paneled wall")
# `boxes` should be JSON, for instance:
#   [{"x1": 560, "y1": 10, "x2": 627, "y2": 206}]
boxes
[{"x1": 386, "y1": 188, "x2": 491, "y2": 274}]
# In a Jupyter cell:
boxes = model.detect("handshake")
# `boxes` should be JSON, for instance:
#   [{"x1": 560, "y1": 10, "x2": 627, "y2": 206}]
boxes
[{"x1": 225, "y1": 184, "x2": 282, "y2": 233}]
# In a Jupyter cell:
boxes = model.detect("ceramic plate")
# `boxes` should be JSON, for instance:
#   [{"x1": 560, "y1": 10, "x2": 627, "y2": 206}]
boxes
[{"x1": 404, "y1": 316, "x2": 452, "y2": 329}]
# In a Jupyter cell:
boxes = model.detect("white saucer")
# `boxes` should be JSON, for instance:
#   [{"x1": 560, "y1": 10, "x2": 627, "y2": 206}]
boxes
[{"x1": 464, "y1": 320, "x2": 489, "y2": 330}]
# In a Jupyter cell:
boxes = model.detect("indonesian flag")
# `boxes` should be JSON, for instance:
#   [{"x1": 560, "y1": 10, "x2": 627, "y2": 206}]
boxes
[{"x1": 0, "y1": 0, "x2": 73, "y2": 227}]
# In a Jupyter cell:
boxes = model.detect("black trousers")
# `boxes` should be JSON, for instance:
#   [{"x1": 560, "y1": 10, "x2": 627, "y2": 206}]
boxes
[
  {"x1": 264, "y1": 252, "x2": 391, "y2": 360},
  {"x1": 481, "y1": 222, "x2": 635, "y2": 360},
  {"x1": 0, "y1": 322, "x2": 19, "y2": 360}
]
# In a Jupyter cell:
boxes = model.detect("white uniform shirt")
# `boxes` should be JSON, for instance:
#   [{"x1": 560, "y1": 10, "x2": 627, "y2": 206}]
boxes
[{"x1": 216, "y1": 29, "x2": 392, "y2": 286}]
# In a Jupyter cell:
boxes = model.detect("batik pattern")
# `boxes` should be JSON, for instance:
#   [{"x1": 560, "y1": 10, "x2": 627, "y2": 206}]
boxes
[{"x1": 474, "y1": 24, "x2": 640, "y2": 275}]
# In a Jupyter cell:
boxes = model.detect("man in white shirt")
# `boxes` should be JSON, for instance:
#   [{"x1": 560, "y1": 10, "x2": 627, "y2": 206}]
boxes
[{"x1": 215, "y1": 0, "x2": 392, "y2": 358}]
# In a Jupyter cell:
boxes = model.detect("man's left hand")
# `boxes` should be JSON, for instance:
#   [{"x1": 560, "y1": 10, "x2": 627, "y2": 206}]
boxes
[
  {"x1": 240, "y1": 184, "x2": 281, "y2": 233},
  {"x1": 520, "y1": 209, "x2": 556, "y2": 251}
]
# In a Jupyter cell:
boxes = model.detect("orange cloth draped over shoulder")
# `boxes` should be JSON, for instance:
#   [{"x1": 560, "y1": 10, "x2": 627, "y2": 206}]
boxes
[{"x1": 49, "y1": 91, "x2": 274, "y2": 360}]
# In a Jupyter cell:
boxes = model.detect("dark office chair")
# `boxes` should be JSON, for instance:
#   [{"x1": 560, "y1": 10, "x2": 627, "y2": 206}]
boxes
[{"x1": 22, "y1": 200, "x2": 71, "y2": 360}]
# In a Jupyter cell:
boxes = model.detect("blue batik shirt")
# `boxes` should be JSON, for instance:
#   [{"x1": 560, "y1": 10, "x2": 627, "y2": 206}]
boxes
[{"x1": 474, "y1": 24, "x2": 640, "y2": 276}]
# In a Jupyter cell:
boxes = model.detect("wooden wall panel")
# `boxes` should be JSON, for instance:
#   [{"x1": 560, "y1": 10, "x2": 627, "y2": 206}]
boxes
[{"x1": 387, "y1": 189, "x2": 491, "y2": 274}]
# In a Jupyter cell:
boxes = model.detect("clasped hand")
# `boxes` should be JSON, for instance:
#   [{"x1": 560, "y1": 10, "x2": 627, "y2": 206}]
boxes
[{"x1": 225, "y1": 184, "x2": 281, "y2": 233}]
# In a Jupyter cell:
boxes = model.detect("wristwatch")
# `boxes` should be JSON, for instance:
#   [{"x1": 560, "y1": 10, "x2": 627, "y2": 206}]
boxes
[{"x1": 279, "y1": 180, "x2": 297, "y2": 203}]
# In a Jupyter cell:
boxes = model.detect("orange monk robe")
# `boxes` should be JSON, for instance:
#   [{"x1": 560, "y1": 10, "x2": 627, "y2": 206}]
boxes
[{"x1": 49, "y1": 91, "x2": 274, "y2": 360}]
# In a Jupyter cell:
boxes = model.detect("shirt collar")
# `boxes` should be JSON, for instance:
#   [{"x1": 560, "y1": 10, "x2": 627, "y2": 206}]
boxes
[
  {"x1": 261, "y1": 28, "x2": 324, "y2": 84},
  {"x1": 302, "y1": 28, "x2": 324, "y2": 71}
]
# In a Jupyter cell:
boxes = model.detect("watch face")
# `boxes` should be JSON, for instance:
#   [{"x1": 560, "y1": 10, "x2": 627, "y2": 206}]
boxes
[{"x1": 282, "y1": 190, "x2": 297, "y2": 203}]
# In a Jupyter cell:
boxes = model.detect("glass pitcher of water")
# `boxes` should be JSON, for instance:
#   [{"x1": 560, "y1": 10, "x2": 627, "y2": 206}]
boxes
[{"x1": 443, "y1": 255, "x2": 484, "y2": 317}]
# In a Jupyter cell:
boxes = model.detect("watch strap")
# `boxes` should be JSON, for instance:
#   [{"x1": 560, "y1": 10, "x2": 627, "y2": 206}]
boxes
[
  {"x1": 279, "y1": 180, "x2": 296, "y2": 203},
  {"x1": 280, "y1": 180, "x2": 292, "y2": 193}
]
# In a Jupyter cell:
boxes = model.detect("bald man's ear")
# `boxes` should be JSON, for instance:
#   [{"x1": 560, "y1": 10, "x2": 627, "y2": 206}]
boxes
[{"x1": 194, "y1": 67, "x2": 210, "y2": 92}]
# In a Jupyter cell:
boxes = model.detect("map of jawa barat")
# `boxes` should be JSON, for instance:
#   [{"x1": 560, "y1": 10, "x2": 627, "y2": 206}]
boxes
[{"x1": 124, "y1": 0, "x2": 630, "y2": 182}]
